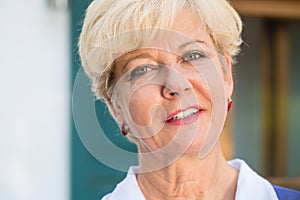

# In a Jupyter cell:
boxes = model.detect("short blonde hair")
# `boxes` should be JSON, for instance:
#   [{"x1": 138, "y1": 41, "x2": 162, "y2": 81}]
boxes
[{"x1": 79, "y1": 0, "x2": 242, "y2": 102}]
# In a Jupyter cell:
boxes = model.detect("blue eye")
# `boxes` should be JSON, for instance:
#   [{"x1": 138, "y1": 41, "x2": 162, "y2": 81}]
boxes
[
  {"x1": 183, "y1": 52, "x2": 205, "y2": 61},
  {"x1": 130, "y1": 64, "x2": 157, "y2": 80}
]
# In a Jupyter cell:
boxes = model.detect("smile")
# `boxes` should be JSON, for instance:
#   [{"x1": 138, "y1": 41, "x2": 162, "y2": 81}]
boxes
[{"x1": 165, "y1": 106, "x2": 202, "y2": 126}]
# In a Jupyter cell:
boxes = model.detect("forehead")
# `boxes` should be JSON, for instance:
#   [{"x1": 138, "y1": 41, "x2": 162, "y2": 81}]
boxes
[
  {"x1": 114, "y1": 11, "x2": 213, "y2": 60},
  {"x1": 172, "y1": 10, "x2": 209, "y2": 41},
  {"x1": 148, "y1": 11, "x2": 212, "y2": 51},
  {"x1": 89, "y1": 10, "x2": 214, "y2": 73}
]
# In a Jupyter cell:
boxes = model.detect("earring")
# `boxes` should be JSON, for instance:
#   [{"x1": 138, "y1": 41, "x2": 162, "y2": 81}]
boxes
[
  {"x1": 121, "y1": 124, "x2": 130, "y2": 136},
  {"x1": 227, "y1": 98, "x2": 233, "y2": 112}
]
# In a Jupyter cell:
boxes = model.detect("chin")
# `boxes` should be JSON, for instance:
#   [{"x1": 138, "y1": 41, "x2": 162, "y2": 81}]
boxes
[{"x1": 179, "y1": 141, "x2": 204, "y2": 156}]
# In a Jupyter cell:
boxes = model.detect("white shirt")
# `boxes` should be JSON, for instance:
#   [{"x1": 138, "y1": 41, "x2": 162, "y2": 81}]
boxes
[{"x1": 102, "y1": 159, "x2": 278, "y2": 200}]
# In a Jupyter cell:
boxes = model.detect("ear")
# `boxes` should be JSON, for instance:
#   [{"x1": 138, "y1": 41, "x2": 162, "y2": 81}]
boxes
[
  {"x1": 223, "y1": 54, "x2": 234, "y2": 98},
  {"x1": 107, "y1": 99, "x2": 124, "y2": 125}
]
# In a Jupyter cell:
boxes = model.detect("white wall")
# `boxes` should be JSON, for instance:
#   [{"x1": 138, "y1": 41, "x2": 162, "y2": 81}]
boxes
[{"x1": 0, "y1": 1, "x2": 70, "y2": 200}]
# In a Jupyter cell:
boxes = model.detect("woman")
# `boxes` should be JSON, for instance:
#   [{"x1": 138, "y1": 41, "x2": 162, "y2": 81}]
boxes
[{"x1": 79, "y1": 0, "x2": 300, "y2": 199}]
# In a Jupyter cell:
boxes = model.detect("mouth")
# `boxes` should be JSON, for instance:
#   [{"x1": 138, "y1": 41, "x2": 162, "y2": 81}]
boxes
[{"x1": 165, "y1": 106, "x2": 203, "y2": 126}]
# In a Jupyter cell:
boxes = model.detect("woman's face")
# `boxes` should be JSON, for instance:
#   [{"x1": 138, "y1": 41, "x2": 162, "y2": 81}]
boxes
[{"x1": 111, "y1": 11, "x2": 233, "y2": 157}]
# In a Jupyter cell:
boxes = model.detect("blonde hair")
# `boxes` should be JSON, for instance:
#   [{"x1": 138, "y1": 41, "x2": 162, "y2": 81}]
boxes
[{"x1": 79, "y1": 0, "x2": 242, "y2": 108}]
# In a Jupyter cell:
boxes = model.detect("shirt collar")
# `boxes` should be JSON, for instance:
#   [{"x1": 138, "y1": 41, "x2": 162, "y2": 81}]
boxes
[
  {"x1": 104, "y1": 159, "x2": 278, "y2": 200},
  {"x1": 228, "y1": 159, "x2": 278, "y2": 200}
]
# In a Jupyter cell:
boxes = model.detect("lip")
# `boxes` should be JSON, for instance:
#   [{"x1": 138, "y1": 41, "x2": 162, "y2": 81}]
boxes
[{"x1": 165, "y1": 105, "x2": 203, "y2": 126}]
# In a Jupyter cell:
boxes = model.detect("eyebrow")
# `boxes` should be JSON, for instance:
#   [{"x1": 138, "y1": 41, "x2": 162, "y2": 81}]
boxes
[
  {"x1": 178, "y1": 40, "x2": 207, "y2": 49},
  {"x1": 121, "y1": 53, "x2": 153, "y2": 72},
  {"x1": 120, "y1": 40, "x2": 208, "y2": 72}
]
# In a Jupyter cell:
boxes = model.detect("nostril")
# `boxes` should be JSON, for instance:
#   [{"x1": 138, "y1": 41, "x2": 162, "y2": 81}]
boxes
[
  {"x1": 162, "y1": 87, "x2": 178, "y2": 99},
  {"x1": 184, "y1": 87, "x2": 191, "y2": 92}
]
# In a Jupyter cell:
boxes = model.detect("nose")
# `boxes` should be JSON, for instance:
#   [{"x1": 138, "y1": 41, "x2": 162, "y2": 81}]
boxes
[{"x1": 161, "y1": 67, "x2": 192, "y2": 99}]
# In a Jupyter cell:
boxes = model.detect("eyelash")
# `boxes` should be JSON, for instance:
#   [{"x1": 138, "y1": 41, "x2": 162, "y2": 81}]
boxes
[
  {"x1": 182, "y1": 51, "x2": 206, "y2": 62},
  {"x1": 129, "y1": 64, "x2": 158, "y2": 80},
  {"x1": 126, "y1": 51, "x2": 207, "y2": 80}
]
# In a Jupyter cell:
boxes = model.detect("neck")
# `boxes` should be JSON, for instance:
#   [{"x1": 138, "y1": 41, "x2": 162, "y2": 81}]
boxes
[{"x1": 137, "y1": 143, "x2": 238, "y2": 200}]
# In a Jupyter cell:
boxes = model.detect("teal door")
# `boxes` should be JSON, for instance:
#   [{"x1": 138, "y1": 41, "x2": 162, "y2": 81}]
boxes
[{"x1": 71, "y1": 1, "x2": 137, "y2": 199}]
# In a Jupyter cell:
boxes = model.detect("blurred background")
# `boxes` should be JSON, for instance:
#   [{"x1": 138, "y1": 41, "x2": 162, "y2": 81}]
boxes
[
  {"x1": 0, "y1": 0, "x2": 70, "y2": 200},
  {"x1": 0, "y1": 0, "x2": 299, "y2": 200}
]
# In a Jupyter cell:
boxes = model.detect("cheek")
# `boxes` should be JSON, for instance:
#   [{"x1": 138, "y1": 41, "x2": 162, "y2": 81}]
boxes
[
  {"x1": 213, "y1": 57, "x2": 229, "y2": 82},
  {"x1": 128, "y1": 86, "x2": 161, "y2": 126},
  {"x1": 190, "y1": 59, "x2": 227, "y2": 103},
  {"x1": 188, "y1": 72, "x2": 211, "y2": 103}
]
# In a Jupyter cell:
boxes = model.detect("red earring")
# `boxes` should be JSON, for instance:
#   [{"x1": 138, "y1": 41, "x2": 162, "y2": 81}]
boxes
[
  {"x1": 121, "y1": 130, "x2": 127, "y2": 136},
  {"x1": 121, "y1": 124, "x2": 129, "y2": 136},
  {"x1": 227, "y1": 98, "x2": 233, "y2": 112}
]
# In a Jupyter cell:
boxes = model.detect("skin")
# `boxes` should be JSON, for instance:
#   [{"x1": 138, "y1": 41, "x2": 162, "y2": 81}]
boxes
[{"x1": 110, "y1": 10, "x2": 238, "y2": 200}]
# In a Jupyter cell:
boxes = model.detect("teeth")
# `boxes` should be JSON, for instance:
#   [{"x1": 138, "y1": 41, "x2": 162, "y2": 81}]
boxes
[{"x1": 170, "y1": 108, "x2": 199, "y2": 120}]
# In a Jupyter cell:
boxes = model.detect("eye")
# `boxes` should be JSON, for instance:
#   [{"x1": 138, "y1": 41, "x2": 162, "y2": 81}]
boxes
[
  {"x1": 129, "y1": 64, "x2": 157, "y2": 80},
  {"x1": 183, "y1": 51, "x2": 205, "y2": 61}
]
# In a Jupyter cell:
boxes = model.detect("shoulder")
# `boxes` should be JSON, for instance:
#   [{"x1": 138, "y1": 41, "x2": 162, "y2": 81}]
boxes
[
  {"x1": 100, "y1": 166, "x2": 145, "y2": 200},
  {"x1": 272, "y1": 185, "x2": 300, "y2": 200},
  {"x1": 228, "y1": 159, "x2": 279, "y2": 199},
  {"x1": 101, "y1": 193, "x2": 111, "y2": 200}
]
